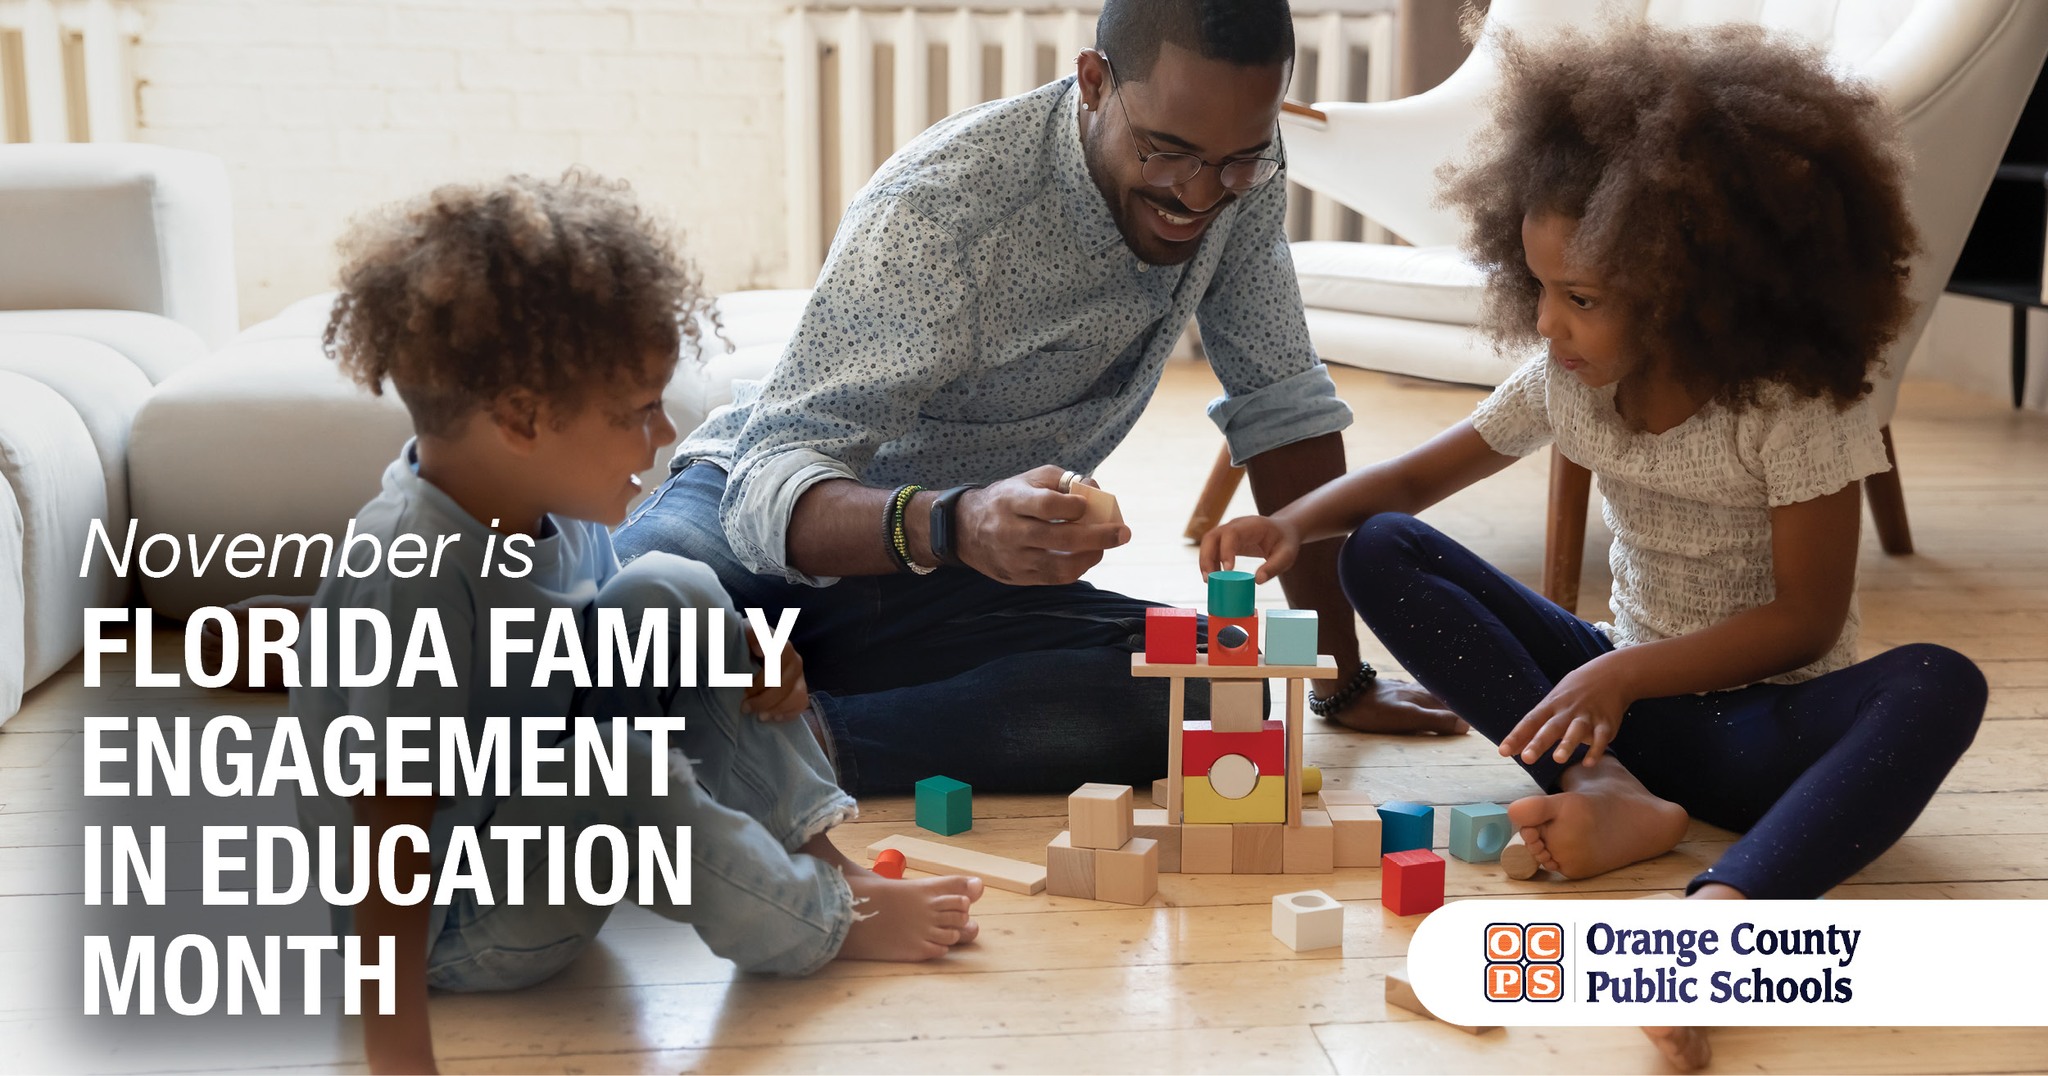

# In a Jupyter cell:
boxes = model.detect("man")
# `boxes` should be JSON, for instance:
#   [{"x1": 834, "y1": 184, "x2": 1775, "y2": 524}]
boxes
[{"x1": 617, "y1": 0, "x2": 1465, "y2": 796}]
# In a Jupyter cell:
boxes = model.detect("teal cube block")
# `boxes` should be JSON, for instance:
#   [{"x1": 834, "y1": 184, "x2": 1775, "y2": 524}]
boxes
[
  {"x1": 1379, "y1": 800, "x2": 1433, "y2": 855},
  {"x1": 1449, "y1": 803, "x2": 1512, "y2": 863},
  {"x1": 915, "y1": 775, "x2": 973, "y2": 835},
  {"x1": 1263, "y1": 609, "x2": 1319, "y2": 665}
]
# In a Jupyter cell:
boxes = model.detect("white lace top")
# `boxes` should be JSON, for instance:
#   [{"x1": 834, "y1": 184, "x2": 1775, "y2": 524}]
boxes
[{"x1": 1471, "y1": 356, "x2": 1889, "y2": 684}]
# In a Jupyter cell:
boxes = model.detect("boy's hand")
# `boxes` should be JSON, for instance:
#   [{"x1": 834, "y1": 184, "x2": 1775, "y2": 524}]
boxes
[
  {"x1": 1198, "y1": 514, "x2": 1301, "y2": 584},
  {"x1": 743, "y1": 629, "x2": 810, "y2": 720},
  {"x1": 1501, "y1": 655, "x2": 1636, "y2": 766}
]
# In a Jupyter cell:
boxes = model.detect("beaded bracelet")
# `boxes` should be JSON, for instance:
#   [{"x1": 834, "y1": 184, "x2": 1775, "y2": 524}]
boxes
[
  {"x1": 1308, "y1": 660, "x2": 1379, "y2": 718},
  {"x1": 884, "y1": 484, "x2": 936, "y2": 575}
]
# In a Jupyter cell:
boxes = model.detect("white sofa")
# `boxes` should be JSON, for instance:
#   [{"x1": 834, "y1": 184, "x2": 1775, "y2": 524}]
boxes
[{"x1": 0, "y1": 142, "x2": 806, "y2": 721}]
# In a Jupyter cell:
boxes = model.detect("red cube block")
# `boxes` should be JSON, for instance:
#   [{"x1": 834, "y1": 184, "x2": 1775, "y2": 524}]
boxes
[
  {"x1": 1381, "y1": 849, "x2": 1445, "y2": 917},
  {"x1": 1210, "y1": 614, "x2": 1259, "y2": 666},
  {"x1": 1145, "y1": 607, "x2": 1198, "y2": 665}
]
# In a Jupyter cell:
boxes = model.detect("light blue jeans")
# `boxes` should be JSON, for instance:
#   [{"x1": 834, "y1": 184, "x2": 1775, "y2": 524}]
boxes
[{"x1": 424, "y1": 553, "x2": 859, "y2": 986}]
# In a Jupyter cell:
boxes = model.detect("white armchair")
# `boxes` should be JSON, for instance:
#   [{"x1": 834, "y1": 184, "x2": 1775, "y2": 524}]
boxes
[{"x1": 1229, "y1": 0, "x2": 2048, "y2": 609}]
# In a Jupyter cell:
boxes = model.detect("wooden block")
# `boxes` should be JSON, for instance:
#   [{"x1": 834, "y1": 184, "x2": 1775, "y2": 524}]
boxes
[
  {"x1": 1232, "y1": 822, "x2": 1284, "y2": 874},
  {"x1": 1209, "y1": 679, "x2": 1265, "y2": 733},
  {"x1": 913, "y1": 775, "x2": 972, "y2": 836},
  {"x1": 866, "y1": 834, "x2": 1047, "y2": 895},
  {"x1": 1069, "y1": 782, "x2": 1133, "y2": 849},
  {"x1": 1045, "y1": 831, "x2": 1094, "y2": 899},
  {"x1": 1271, "y1": 889, "x2": 1343, "y2": 951},
  {"x1": 1318, "y1": 789, "x2": 1376, "y2": 806},
  {"x1": 1386, "y1": 966, "x2": 1495, "y2": 1034},
  {"x1": 1144, "y1": 607, "x2": 1198, "y2": 665},
  {"x1": 1182, "y1": 823, "x2": 1232, "y2": 873},
  {"x1": 1151, "y1": 777, "x2": 1169, "y2": 807},
  {"x1": 1093, "y1": 836, "x2": 1159, "y2": 904},
  {"x1": 1131, "y1": 653, "x2": 1341, "y2": 680},
  {"x1": 1283, "y1": 808, "x2": 1334, "y2": 873},
  {"x1": 1501, "y1": 833, "x2": 1539, "y2": 880},
  {"x1": 1449, "y1": 803, "x2": 1511, "y2": 863},
  {"x1": 1263, "y1": 609, "x2": 1319, "y2": 665},
  {"x1": 1132, "y1": 808, "x2": 1181, "y2": 873},
  {"x1": 1635, "y1": 892, "x2": 1680, "y2": 900},
  {"x1": 1382, "y1": 849, "x2": 1445, "y2": 916},
  {"x1": 1181, "y1": 719, "x2": 1284, "y2": 776},
  {"x1": 1328, "y1": 803, "x2": 1384, "y2": 867},
  {"x1": 1182, "y1": 773, "x2": 1285, "y2": 824},
  {"x1": 1209, "y1": 614, "x2": 1259, "y2": 666},
  {"x1": 1378, "y1": 801, "x2": 1434, "y2": 855},
  {"x1": 1074, "y1": 482, "x2": 1121, "y2": 524}
]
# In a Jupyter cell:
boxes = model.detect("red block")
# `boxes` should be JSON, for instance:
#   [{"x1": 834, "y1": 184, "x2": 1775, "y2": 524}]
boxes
[
  {"x1": 1210, "y1": 614, "x2": 1259, "y2": 666},
  {"x1": 1145, "y1": 607, "x2": 1198, "y2": 665},
  {"x1": 1181, "y1": 720, "x2": 1285, "y2": 777},
  {"x1": 1382, "y1": 849, "x2": 1445, "y2": 916}
]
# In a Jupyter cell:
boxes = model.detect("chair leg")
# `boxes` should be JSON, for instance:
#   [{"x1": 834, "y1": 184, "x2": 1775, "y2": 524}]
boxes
[
  {"x1": 1184, "y1": 441, "x2": 1246, "y2": 543},
  {"x1": 1866, "y1": 424, "x2": 1913, "y2": 556},
  {"x1": 1543, "y1": 447, "x2": 1592, "y2": 615}
]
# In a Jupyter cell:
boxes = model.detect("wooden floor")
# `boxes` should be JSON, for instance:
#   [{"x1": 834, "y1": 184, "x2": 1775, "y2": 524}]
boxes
[{"x1": 3, "y1": 362, "x2": 2046, "y2": 1073}]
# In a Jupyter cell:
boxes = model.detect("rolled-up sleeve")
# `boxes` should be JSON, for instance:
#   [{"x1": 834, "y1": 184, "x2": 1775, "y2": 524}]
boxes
[
  {"x1": 1195, "y1": 169, "x2": 1352, "y2": 465},
  {"x1": 720, "y1": 195, "x2": 974, "y2": 584}
]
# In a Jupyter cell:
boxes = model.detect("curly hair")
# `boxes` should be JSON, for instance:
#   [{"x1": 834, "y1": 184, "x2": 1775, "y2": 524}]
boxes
[
  {"x1": 1436, "y1": 22, "x2": 1919, "y2": 408},
  {"x1": 324, "y1": 169, "x2": 716, "y2": 437}
]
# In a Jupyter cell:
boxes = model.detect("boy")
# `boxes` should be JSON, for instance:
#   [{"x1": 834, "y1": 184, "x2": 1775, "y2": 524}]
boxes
[{"x1": 295, "y1": 171, "x2": 982, "y2": 1074}]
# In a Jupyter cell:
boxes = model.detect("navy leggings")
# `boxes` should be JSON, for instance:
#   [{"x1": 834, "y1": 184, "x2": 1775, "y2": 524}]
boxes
[{"x1": 1339, "y1": 513, "x2": 1987, "y2": 899}]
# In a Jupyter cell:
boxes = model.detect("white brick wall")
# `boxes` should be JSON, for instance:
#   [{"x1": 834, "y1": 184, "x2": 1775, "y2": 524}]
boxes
[{"x1": 132, "y1": 0, "x2": 789, "y2": 325}]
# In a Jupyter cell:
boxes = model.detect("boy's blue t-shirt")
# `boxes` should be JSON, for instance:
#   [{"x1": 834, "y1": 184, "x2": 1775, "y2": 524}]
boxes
[{"x1": 291, "y1": 440, "x2": 619, "y2": 940}]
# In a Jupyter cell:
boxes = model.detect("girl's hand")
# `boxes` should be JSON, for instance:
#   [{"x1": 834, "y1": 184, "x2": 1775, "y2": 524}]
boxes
[
  {"x1": 1500, "y1": 656, "x2": 1636, "y2": 766},
  {"x1": 1199, "y1": 514, "x2": 1302, "y2": 584},
  {"x1": 743, "y1": 629, "x2": 810, "y2": 720}
]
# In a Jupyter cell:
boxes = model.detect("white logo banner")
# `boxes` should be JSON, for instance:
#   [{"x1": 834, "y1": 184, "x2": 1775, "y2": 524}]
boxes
[{"x1": 1408, "y1": 900, "x2": 2048, "y2": 1026}]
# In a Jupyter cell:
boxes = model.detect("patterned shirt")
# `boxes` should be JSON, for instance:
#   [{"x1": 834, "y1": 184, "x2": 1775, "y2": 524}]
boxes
[
  {"x1": 680, "y1": 76, "x2": 1352, "y2": 584},
  {"x1": 1471, "y1": 355, "x2": 1890, "y2": 684}
]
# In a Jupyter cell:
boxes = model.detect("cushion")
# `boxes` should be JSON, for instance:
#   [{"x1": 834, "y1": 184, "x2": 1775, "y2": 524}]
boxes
[
  {"x1": 0, "y1": 310, "x2": 209, "y2": 384},
  {"x1": 0, "y1": 334, "x2": 156, "y2": 528},
  {"x1": 1290, "y1": 242, "x2": 1487, "y2": 326},
  {"x1": 0, "y1": 474, "x2": 23, "y2": 723},
  {"x1": 0, "y1": 370, "x2": 107, "y2": 692}
]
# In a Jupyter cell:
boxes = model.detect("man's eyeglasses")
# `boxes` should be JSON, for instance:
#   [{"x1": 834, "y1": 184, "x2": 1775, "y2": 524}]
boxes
[{"x1": 1100, "y1": 55, "x2": 1282, "y2": 195}]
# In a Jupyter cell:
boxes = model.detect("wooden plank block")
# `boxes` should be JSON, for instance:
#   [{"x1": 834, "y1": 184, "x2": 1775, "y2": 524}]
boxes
[
  {"x1": 1045, "y1": 831, "x2": 1094, "y2": 899},
  {"x1": 1286, "y1": 677, "x2": 1304, "y2": 826},
  {"x1": 1386, "y1": 965, "x2": 1496, "y2": 1034},
  {"x1": 866, "y1": 834, "x2": 1048, "y2": 895},
  {"x1": 1132, "y1": 653, "x2": 1340, "y2": 679},
  {"x1": 1167, "y1": 676, "x2": 1185, "y2": 823},
  {"x1": 1318, "y1": 789, "x2": 1377, "y2": 806},
  {"x1": 1233, "y1": 822, "x2": 1284, "y2": 874}
]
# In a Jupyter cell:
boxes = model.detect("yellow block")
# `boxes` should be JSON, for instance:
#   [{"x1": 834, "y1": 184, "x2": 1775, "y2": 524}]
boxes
[{"x1": 1182, "y1": 774, "x2": 1286, "y2": 824}]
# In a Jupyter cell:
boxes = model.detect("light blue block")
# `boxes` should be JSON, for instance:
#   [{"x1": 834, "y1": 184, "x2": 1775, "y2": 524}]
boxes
[
  {"x1": 915, "y1": 775, "x2": 973, "y2": 835},
  {"x1": 1263, "y1": 609, "x2": 1319, "y2": 665},
  {"x1": 1379, "y1": 800, "x2": 1433, "y2": 855},
  {"x1": 1449, "y1": 803, "x2": 1511, "y2": 863}
]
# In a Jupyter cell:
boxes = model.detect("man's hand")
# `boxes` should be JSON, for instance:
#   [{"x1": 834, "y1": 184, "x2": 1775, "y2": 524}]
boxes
[
  {"x1": 1500, "y1": 654, "x2": 1634, "y2": 765},
  {"x1": 1198, "y1": 514, "x2": 1301, "y2": 583},
  {"x1": 743, "y1": 628, "x2": 810, "y2": 720},
  {"x1": 956, "y1": 465, "x2": 1130, "y2": 585},
  {"x1": 1326, "y1": 677, "x2": 1470, "y2": 736}
]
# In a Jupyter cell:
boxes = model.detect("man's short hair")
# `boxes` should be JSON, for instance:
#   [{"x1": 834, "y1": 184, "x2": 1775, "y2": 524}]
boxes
[{"x1": 1096, "y1": 0, "x2": 1295, "y2": 83}]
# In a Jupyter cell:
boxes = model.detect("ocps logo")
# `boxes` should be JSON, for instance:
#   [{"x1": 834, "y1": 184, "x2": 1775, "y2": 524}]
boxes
[{"x1": 1485, "y1": 922, "x2": 1564, "y2": 1002}]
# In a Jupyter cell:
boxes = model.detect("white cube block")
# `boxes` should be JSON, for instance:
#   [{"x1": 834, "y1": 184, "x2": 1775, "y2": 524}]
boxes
[{"x1": 1271, "y1": 889, "x2": 1344, "y2": 952}]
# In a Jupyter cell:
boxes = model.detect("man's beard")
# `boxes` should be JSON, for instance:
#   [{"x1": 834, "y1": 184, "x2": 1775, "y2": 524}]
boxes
[{"x1": 1082, "y1": 124, "x2": 1227, "y2": 267}]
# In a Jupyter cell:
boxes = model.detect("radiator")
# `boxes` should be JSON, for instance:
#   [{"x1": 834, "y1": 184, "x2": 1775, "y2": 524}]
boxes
[
  {"x1": 783, "y1": 1, "x2": 1399, "y2": 284},
  {"x1": 0, "y1": 0, "x2": 134, "y2": 143}
]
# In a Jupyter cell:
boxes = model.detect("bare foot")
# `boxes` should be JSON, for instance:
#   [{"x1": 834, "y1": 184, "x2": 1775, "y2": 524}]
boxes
[
  {"x1": 1327, "y1": 677, "x2": 1471, "y2": 735},
  {"x1": 836, "y1": 873, "x2": 984, "y2": 962},
  {"x1": 1507, "y1": 754, "x2": 1687, "y2": 878},
  {"x1": 1642, "y1": 1025, "x2": 1711, "y2": 1070}
]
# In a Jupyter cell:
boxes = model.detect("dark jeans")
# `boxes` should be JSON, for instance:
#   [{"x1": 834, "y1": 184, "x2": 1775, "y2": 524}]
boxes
[
  {"x1": 1339, "y1": 512, "x2": 1987, "y2": 899},
  {"x1": 614, "y1": 463, "x2": 1219, "y2": 795}
]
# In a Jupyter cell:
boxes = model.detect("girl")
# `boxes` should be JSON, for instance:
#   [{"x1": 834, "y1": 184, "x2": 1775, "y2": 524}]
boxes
[{"x1": 1205, "y1": 24, "x2": 1986, "y2": 906}]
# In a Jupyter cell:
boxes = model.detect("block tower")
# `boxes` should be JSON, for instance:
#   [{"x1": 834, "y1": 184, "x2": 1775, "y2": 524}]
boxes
[{"x1": 1129, "y1": 574, "x2": 1340, "y2": 874}]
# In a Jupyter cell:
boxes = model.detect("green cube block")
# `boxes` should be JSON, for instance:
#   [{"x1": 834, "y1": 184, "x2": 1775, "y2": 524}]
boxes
[
  {"x1": 1449, "y1": 803, "x2": 1511, "y2": 863},
  {"x1": 915, "y1": 775, "x2": 973, "y2": 835},
  {"x1": 1264, "y1": 609, "x2": 1319, "y2": 665}
]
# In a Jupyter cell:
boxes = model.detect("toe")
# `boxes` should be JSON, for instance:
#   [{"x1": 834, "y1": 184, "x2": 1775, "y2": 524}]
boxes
[{"x1": 956, "y1": 918, "x2": 981, "y2": 945}]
